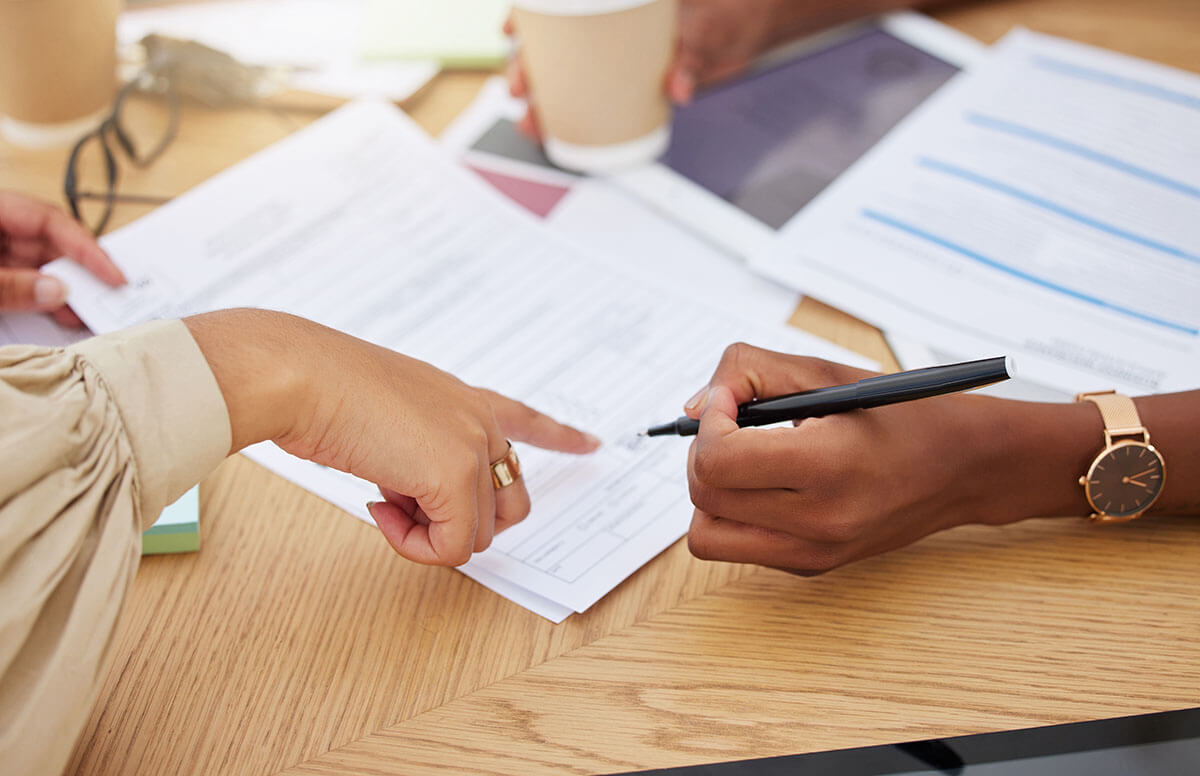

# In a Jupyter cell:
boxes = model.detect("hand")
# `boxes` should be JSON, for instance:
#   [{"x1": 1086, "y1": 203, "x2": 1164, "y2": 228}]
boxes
[
  {"x1": 184, "y1": 309, "x2": 601, "y2": 567},
  {"x1": 671, "y1": 0, "x2": 783, "y2": 100},
  {"x1": 0, "y1": 191, "x2": 126, "y2": 326},
  {"x1": 683, "y1": 344, "x2": 1099, "y2": 575},
  {"x1": 670, "y1": 0, "x2": 931, "y2": 93},
  {"x1": 505, "y1": 0, "x2": 777, "y2": 140}
]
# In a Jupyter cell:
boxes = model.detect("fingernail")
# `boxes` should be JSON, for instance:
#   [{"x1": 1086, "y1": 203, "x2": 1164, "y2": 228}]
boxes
[
  {"x1": 673, "y1": 71, "x2": 696, "y2": 105},
  {"x1": 102, "y1": 253, "x2": 127, "y2": 284},
  {"x1": 34, "y1": 276, "x2": 67, "y2": 308},
  {"x1": 583, "y1": 432, "x2": 603, "y2": 449},
  {"x1": 684, "y1": 387, "x2": 707, "y2": 412},
  {"x1": 365, "y1": 501, "x2": 381, "y2": 513}
]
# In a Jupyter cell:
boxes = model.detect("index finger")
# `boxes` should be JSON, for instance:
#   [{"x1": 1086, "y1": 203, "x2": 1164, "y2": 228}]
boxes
[
  {"x1": 481, "y1": 389, "x2": 601, "y2": 454},
  {"x1": 0, "y1": 191, "x2": 125, "y2": 286}
]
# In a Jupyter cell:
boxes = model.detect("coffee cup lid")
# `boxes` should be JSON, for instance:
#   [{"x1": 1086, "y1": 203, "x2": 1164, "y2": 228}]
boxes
[{"x1": 512, "y1": 0, "x2": 659, "y2": 15}]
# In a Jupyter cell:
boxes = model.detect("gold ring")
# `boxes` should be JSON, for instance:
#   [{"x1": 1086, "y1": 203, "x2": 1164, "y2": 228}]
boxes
[{"x1": 490, "y1": 442, "x2": 522, "y2": 489}]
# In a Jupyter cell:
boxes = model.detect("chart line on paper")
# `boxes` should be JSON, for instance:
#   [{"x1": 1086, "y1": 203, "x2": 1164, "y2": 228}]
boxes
[
  {"x1": 916, "y1": 157, "x2": 1200, "y2": 265},
  {"x1": 1030, "y1": 55, "x2": 1200, "y2": 112},
  {"x1": 964, "y1": 113, "x2": 1200, "y2": 201},
  {"x1": 859, "y1": 209, "x2": 1199, "y2": 335}
]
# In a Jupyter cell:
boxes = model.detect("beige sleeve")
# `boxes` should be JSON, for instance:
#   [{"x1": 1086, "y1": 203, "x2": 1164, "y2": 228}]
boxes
[{"x1": 0, "y1": 319, "x2": 231, "y2": 776}]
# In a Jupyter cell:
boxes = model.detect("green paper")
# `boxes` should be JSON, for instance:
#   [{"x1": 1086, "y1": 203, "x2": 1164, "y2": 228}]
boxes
[{"x1": 361, "y1": 0, "x2": 510, "y2": 68}]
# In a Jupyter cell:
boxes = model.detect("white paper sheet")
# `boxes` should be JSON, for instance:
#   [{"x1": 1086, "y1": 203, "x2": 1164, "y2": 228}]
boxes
[
  {"x1": 48, "y1": 100, "x2": 874, "y2": 618},
  {"x1": 440, "y1": 78, "x2": 802, "y2": 324},
  {"x1": 0, "y1": 313, "x2": 91, "y2": 347},
  {"x1": 753, "y1": 30, "x2": 1200, "y2": 395}
]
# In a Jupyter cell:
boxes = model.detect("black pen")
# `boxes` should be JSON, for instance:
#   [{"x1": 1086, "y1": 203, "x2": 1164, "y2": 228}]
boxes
[{"x1": 640, "y1": 356, "x2": 1013, "y2": 438}]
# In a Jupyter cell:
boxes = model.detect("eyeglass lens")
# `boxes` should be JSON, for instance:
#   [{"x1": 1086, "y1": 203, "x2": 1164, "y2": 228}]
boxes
[
  {"x1": 63, "y1": 77, "x2": 179, "y2": 235},
  {"x1": 64, "y1": 128, "x2": 118, "y2": 236}
]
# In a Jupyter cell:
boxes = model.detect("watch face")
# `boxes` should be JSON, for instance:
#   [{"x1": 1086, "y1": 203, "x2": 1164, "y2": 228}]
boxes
[{"x1": 1084, "y1": 441, "x2": 1166, "y2": 519}]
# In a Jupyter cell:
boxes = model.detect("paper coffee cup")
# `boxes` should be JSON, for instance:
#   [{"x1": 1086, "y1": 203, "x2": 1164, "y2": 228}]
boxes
[
  {"x1": 513, "y1": 0, "x2": 677, "y2": 174},
  {"x1": 0, "y1": 0, "x2": 120, "y2": 148}
]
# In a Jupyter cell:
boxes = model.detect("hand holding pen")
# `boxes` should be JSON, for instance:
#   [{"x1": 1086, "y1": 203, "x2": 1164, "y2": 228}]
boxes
[{"x1": 672, "y1": 344, "x2": 1085, "y2": 577}]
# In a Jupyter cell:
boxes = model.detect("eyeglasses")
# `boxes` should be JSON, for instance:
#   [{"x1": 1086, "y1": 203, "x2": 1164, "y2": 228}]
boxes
[
  {"x1": 64, "y1": 70, "x2": 179, "y2": 236},
  {"x1": 64, "y1": 35, "x2": 283, "y2": 235}
]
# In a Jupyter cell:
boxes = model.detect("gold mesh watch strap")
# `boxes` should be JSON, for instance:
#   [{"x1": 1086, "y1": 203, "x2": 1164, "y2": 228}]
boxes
[{"x1": 1076, "y1": 391, "x2": 1147, "y2": 441}]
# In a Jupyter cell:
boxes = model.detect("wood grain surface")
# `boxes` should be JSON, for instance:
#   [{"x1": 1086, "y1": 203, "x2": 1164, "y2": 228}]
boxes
[{"x1": 0, "y1": 1, "x2": 1196, "y2": 774}]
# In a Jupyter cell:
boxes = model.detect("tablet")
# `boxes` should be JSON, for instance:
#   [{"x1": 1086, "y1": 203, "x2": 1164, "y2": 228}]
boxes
[
  {"x1": 608, "y1": 707, "x2": 1200, "y2": 775},
  {"x1": 611, "y1": 12, "x2": 984, "y2": 260}
]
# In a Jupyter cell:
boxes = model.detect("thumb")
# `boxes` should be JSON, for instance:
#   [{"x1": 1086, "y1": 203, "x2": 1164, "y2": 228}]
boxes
[
  {"x1": 696, "y1": 385, "x2": 740, "y2": 443},
  {"x1": 690, "y1": 386, "x2": 745, "y2": 487},
  {"x1": 0, "y1": 269, "x2": 68, "y2": 312},
  {"x1": 666, "y1": 60, "x2": 698, "y2": 105}
]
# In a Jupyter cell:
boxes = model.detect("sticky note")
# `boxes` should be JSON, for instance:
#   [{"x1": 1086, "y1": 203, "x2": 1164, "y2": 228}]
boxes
[{"x1": 361, "y1": 0, "x2": 510, "y2": 68}]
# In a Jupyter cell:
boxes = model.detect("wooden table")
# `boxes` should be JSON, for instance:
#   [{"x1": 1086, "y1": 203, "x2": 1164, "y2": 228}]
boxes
[{"x1": 3, "y1": 1, "x2": 1199, "y2": 773}]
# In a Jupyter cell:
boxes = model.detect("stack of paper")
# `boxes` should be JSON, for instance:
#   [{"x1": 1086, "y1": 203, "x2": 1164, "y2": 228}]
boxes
[
  {"x1": 49, "y1": 100, "x2": 873, "y2": 621},
  {"x1": 143, "y1": 487, "x2": 201, "y2": 555}
]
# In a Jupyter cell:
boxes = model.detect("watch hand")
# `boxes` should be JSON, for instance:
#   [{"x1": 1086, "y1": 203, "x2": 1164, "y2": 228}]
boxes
[
  {"x1": 1122, "y1": 476, "x2": 1149, "y2": 489},
  {"x1": 1127, "y1": 467, "x2": 1158, "y2": 480}
]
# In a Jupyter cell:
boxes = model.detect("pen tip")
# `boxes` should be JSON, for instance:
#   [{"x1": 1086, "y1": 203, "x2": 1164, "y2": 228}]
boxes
[{"x1": 637, "y1": 430, "x2": 649, "y2": 437}]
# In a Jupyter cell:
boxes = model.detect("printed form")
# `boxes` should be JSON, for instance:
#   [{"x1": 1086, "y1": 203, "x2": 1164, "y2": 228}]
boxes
[
  {"x1": 49, "y1": 100, "x2": 874, "y2": 621},
  {"x1": 753, "y1": 30, "x2": 1200, "y2": 395}
]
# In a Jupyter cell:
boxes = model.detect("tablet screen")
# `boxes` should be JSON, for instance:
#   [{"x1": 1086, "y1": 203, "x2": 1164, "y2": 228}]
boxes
[
  {"x1": 608, "y1": 707, "x2": 1200, "y2": 775},
  {"x1": 663, "y1": 27, "x2": 958, "y2": 230}
]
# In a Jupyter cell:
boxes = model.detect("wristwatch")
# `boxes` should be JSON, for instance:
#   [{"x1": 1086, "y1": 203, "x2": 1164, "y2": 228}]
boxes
[{"x1": 1076, "y1": 391, "x2": 1166, "y2": 523}]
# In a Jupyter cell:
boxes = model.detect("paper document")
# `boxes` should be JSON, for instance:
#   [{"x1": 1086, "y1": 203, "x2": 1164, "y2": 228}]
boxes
[
  {"x1": 753, "y1": 30, "x2": 1200, "y2": 395},
  {"x1": 440, "y1": 78, "x2": 802, "y2": 324},
  {"x1": 49, "y1": 100, "x2": 874, "y2": 621}
]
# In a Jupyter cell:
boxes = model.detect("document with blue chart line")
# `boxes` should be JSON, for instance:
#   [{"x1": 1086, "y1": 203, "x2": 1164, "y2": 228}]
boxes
[{"x1": 753, "y1": 29, "x2": 1200, "y2": 396}]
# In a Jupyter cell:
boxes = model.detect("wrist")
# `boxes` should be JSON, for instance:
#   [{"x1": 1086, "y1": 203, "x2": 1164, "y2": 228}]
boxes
[
  {"x1": 761, "y1": 0, "x2": 923, "y2": 51},
  {"x1": 755, "y1": 0, "x2": 794, "y2": 51},
  {"x1": 1133, "y1": 393, "x2": 1199, "y2": 515},
  {"x1": 759, "y1": 0, "x2": 812, "y2": 51},
  {"x1": 183, "y1": 309, "x2": 310, "y2": 454},
  {"x1": 969, "y1": 397, "x2": 1101, "y2": 525}
]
